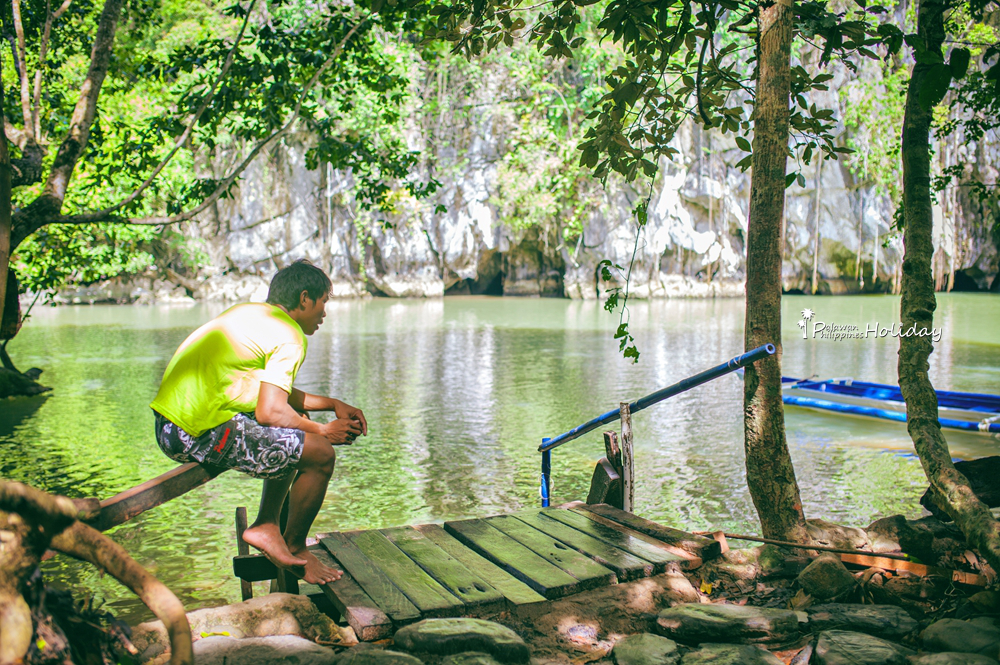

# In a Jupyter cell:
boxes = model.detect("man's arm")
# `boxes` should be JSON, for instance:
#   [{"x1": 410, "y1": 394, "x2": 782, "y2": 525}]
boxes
[
  {"x1": 257, "y1": 383, "x2": 362, "y2": 443},
  {"x1": 289, "y1": 388, "x2": 368, "y2": 436}
]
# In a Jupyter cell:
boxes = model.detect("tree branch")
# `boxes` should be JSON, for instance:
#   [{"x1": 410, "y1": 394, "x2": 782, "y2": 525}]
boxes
[
  {"x1": 31, "y1": 0, "x2": 74, "y2": 140},
  {"x1": 11, "y1": 0, "x2": 33, "y2": 130},
  {"x1": 57, "y1": 16, "x2": 367, "y2": 228},
  {"x1": 71, "y1": 0, "x2": 257, "y2": 222}
]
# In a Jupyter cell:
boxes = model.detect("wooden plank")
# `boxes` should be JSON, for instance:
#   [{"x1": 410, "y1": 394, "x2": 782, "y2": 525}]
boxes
[
  {"x1": 586, "y1": 458, "x2": 622, "y2": 507},
  {"x1": 349, "y1": 530, "x2": 464, "y2": 617},
  {"x1": 319, "y1": 533, "x2": 421, "y2": 624},
  {"x1": 381, "y1": 527, "x2": 505, "y2": 615},
  {"x1": 91, "y1": 462, "x2": 226, "y2": 531},
  {"x1": 838, "y1": 553, "x2": 989, "y2": 587},
  {"x1": 235, "y1": 507, "x2": 254, "y2": 600},
  {"x1": 444, "y1": 519, "x2": 584, "y2": 599},
  {"x1": 482, "y1": 515, "x2": 616, "y2": 588},
  {"x1": 568, "y1": 508, "x2": 702, "y2": 570},
  {"x1": 579, "y1": 503, "x2": 721, "y2": 561},
  {"x1": 233, "y1": 553, "x2": 277, "y2": 582},
  {"x1": 312, "y1": 546, "x2": 393, "y2": 641},
  {"x1": 540, "y1": 508, "x2": 684, "y2": 570},
  {"x1": 415, "y1": 524, "x2": 546, "y2": 611},
  {"x1": 511, "y1": 510, "x2": 654, "y2": 581},
  {"x1": 603, "y1": 431, "x2": 624, "y2": 509}
]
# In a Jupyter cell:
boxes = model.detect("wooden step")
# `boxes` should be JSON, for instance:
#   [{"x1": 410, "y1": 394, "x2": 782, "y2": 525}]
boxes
[
  {"x1": 319, "y1": 533, "x2": 421, "y2": 624},
  {"x1": 348, "y1": 530, "x2": 465, "y2": 618},
  {"x1": 414, "y1": 524, "x2": 547, "y2": 613},
  {"x1": 538, "y1": 508, "x2": 686, "y2": 570},
  {"x1": 311, "y1": 547, "x2": 393, "y2": 642},
  {"x1": 381, "y1": 526, "x2": 505, "y2": 615},
  {"x1": 483, "y1": 515, "x2": 616, "y2": 588},
  {"x1": 443, "y1": 518, "x2": 584, "y2": 599}
]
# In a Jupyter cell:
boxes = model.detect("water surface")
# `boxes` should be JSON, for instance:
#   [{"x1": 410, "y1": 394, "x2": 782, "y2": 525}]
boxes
[{"x1": 1, "y1": 293, "x2": 997, "y2": 622}]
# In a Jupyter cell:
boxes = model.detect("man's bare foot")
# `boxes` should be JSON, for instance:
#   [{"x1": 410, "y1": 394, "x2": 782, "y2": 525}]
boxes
[
  {"x1": 290, "y1": 548, "x2": 342, "y2": 585},
  {"x1": 243, "y1": 523, "x2": 308, "y2": 568}
]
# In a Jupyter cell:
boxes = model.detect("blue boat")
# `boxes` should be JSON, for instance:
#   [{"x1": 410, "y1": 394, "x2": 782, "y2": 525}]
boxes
[{"x1": 781, "y1": 376, "x2": 1000, "y2": 436}]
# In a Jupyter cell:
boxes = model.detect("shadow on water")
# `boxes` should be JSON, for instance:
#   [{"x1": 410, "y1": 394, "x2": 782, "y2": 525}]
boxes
[{"x1": 0, "y1": 394, "x2": 48, "y2": 439}]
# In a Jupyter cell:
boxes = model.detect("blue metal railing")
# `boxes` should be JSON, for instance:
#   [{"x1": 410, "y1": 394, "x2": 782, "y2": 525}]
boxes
[{"x1": 538, "y1": 343, "x2": 776, "y2": 507}]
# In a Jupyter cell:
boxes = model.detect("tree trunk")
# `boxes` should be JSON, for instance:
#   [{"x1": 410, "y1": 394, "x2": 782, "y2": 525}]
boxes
[
  {"x1": 0, "y1": 71, "x2": 12, "y2": 338},
  {"x1": 899, "y1": 0, "x2": 1000, "y2": 574},
  {"x1": 811, "y1": 159, "x2": 823, "y2": 294},
  {"x1": 744, "y1": 0, "x2": 808, "y2": 542}
]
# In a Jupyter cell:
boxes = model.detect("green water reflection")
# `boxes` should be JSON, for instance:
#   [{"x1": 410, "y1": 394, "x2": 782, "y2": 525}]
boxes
[{"x1": 1, "y1": 294, "x2": 997, "y2": 622}]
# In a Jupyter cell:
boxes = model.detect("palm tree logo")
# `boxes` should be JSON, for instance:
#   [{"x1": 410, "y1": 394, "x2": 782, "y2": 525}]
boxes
[{"x1": 799, "y1": 308, "x2": 815, "y2": 339}]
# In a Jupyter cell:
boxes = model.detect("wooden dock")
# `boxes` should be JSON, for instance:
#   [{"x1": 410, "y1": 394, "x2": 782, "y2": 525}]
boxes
[{"x1": 232, "y1": 503, "x2": 721, "y2": 641}]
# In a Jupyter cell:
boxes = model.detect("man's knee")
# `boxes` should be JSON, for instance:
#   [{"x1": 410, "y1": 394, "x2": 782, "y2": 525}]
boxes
[{"x1": 302, "y1": 435, "x2": 336, "y2": 474}]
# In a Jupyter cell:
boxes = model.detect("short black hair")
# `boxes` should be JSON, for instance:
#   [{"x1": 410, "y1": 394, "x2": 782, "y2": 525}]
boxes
[{"x1": 266, "y1": 260, "x2": 332, "y2": 310}]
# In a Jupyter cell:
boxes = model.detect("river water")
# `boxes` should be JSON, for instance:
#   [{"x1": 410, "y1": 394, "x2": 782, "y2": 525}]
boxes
[{"x1": 1, "y1": 294, "x2": 998, "y2": 623}]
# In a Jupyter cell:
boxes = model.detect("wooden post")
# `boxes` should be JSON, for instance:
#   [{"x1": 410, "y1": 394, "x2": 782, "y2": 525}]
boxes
[
  {"x1": 235, "y1": 507, "x2": 253, "y2": 601},
  {"x1": 619, "y1": 402, "x2": 634, "y2": 513},
  {"x1": 271, "y1": 496, "x2": 299, "y2": 594}
]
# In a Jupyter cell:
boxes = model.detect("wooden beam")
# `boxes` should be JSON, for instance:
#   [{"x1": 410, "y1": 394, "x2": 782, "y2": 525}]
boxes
[
  {"x1": 88, "y1": 462, "x2": 226, "y2": 532},
  {"x1": 586, "y1": 457, "x2": 622, "y2": 508}
]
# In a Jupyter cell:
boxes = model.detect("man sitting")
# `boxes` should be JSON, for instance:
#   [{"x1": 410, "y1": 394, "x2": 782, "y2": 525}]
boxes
[{"x1": 150, "y1": 260, "x2": 366, "y2": 584}]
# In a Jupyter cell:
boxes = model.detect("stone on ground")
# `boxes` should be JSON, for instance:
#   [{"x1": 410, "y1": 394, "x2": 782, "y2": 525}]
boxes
[
  {"x1": 612, "y1": 633, "x2": 681, "y2": 665},
  {"x1": 393, "y1": 618, "x2": 529, "y2": 663},
  {"x1": 440, "y1": 653, "x2": 502, "y2": 665},
  {"x1": 921, "y1": 619, "x2": 1000, "y2": 656},
  {"x1": 806, "y1": 519, "x2": 871, "y2": 551},
  {"x1": 797, "y1": 555, "x2": 857, "y2": 601},
  {"x1": 814, "y1": 630, "x2": 914, "y2": 665},
  {"x1": 806, "y1": 603, "x2": 918, "y2": 640},
  {"x1": 655, "y1": 603, "x2": 800, "y2": 646},
  {"x1": 908, "y1": 653, "x2": 1000, "y2": 664},
  {"x1": 131, "y1": 593, "x2": 350, "y2": 660},
  {"x1": 334, "y1": 645, "x2": 425, "y2": 665},
  {"x1": 679, "y1": 643, "x2": 783, "y2": 664},
  {"x1": 193, "y1": 635, "x2": 337, "y2": 665}
]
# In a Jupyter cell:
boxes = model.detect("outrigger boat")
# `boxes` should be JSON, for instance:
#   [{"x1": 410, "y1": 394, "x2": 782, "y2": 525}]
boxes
[{"x1": 782, "y1": 377, "x2": 1000, "y2": 436}]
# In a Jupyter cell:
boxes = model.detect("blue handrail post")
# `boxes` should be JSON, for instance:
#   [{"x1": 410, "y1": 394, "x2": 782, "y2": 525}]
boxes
[{"x1": 540, "y1": 441, "x2": 552, "y2": 508}]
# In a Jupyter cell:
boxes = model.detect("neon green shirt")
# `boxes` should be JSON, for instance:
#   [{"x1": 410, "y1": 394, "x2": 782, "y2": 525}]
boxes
[{"x1": 150, "y1": 303, "x2": 307, "y2": 436}]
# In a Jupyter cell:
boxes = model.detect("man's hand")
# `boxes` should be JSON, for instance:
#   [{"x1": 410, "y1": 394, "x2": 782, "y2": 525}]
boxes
[
  {"x1": 321, "y1": 418, "x2": 363, "y2": 445},
  {"x1": 333, "y1": 401, "x2": 368, "y2": 436}
]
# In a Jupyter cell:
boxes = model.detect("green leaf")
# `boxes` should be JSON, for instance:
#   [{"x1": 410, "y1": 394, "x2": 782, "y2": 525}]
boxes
[
  {"x1": 949, "y1": 48, "x2": 971, "y2": 80},
  {"x1": 785, "y1": 172, "x2": 798, "y2": 188},
  {"x1": 735, "y1": 136, "x2": 751, "y2": 152},
  {"x1": 918, "y1": 63, "x2": 952, "y2": 109}
]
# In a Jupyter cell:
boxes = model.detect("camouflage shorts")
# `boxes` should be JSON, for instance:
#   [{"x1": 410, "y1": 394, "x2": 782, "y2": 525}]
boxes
[{"x1": 153, "y1": 411, "x2": 305, "y2": 479}]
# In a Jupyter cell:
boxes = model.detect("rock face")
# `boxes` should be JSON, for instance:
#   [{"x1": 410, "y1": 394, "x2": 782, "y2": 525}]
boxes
[
  {"x1": 796, "y1": 555, "x2": 857, "y2": 601},
  {"x1": 806, "y1": 604, "x2": 918, "y2": 640},
  {"x1": 679, "y1": 643, "x2": 784, "y2": 665},
  {"x1": 655, "y1": 603, "x2": 800, "y2": 646},
  {"x1": 814, "y1": 630, "x2": 913, "y2": 665},
  {"x1": 612, "y1": 633, "x2": 681, "y2": 665},
  {"x1": 921, "y1": 619, "x2": 1000, "y2": 657},
  {"x1": 193, "y1": 635, "x2": 337, "y2": 665},
  {"x1": 392, "y1": 618, "x2": 530, "y2": 663}
]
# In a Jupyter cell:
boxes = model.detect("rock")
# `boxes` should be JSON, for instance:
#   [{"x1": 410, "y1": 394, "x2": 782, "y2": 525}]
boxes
[
  {"x1": 131, "y1": 593, "x2": 348, "y2": 657},
  {"x1": 908, "y1": 653, "x2": 1000, "y2": 664},
  {"x1": 921, "y1": 619, "x2": 1000, "y2": 657},
  {"x1": 796, "y1": 555, "x2": 857, "y2": 601},
  {"x1": 612, "y1": 633, "x2": 681, "y2": 665},
  {"x1": 806, "y1": 519, "x2": 871, "y2": 551},
  {"x1": 806, "y1": 603, "x2": 918, "y2": 640},
  {"x1": 0, "y1": 367, "x2": 52, "y2": 399},
  {"x1": 392, "y1": 618, "x2": 529, "y2": 663},
  {"x1": 814, "y1": 630, "x2": 914, "y2": 665},
  {"x1": 679, "y1": 643, "x2": 783, "y2": 664},
  {"x1": 655, "y1": 603, "x2": 800, "y2": 646},
  {"x1": 865, "y1": 515, "x2": 965, "y2": 563},
  {"x1": 335, "y1": 645, "x2": 425, "y2": 665},
  {"x1": 441, "y1": 653, "x2": 502, "y2": 665},
  {"x1": 193, "y1": 635, "x2": 337, "y2": 665}
]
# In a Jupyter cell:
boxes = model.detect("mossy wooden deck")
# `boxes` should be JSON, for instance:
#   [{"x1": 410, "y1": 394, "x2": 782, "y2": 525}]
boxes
[{"x1": 232, "y1": 503, "x2": 720, "y2": 641}]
